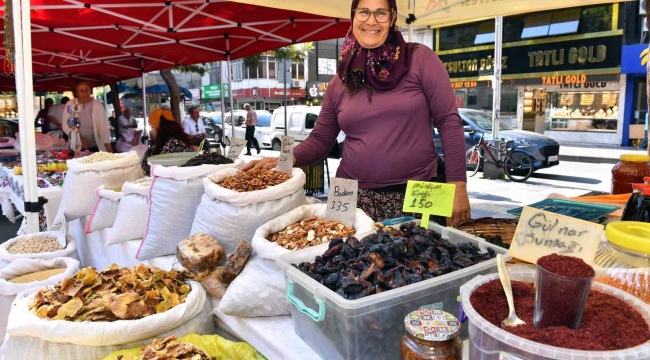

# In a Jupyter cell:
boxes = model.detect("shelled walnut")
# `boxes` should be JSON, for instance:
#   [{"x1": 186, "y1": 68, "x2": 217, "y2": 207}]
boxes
[{"x1": 269, "y1": 216, "x2": 355, "y2": 250}]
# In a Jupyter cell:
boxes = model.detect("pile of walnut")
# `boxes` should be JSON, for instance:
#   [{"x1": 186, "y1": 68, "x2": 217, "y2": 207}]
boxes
[
  {"x1": 269, "y1": 216, "x2": 356, "y2": 250},
  {"x1": 29, "y1": 264, "x2": 191, "y2": 322},
  {"x1": 117, "y1": 336, "x2": 210, "y2": 360},
  {"x1": 176, "y1": 233, "x2": 252, "y2": 299},
  {"x1": 219, "y1": 169, "x2": 291, "y2": 192}
]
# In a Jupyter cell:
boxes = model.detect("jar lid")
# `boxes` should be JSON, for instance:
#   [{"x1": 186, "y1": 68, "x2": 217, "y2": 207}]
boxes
[
  {"x1": 632, "y1": 183, "x2": 650, "y2": 189},
  {"x1": 645, "y1": 177, "x2": 650, "y2": 183},
  {"x1": 404, "y1": 309, "x2": 460, "y2": 342},
  {"x1": 620, "y1": 154, "x2": 650, "y2": 163},
  {"x1": 606, "y1": 221, "x2": 650, "y2": 255}
]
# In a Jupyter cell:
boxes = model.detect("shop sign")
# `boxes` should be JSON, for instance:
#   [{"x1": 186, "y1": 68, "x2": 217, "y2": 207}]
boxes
[
  {"x1": 307, "y1": 82, "x2": 329, "y2": 98},
  {"x1": 511, "y1": 73, "x2": 619, "y2": 87},
  {"x1": 233, "y1": 88, "x2": 306, "y2": 99},
  {"x1": 201, "y1": 84, "x2": 229, "y2": 100},
  {"x1": 621, "y1": 44, "x2": 649, "y2": 75},
  {"x1": 439, "y1": 35, "x2": 621, "y2": 79}
]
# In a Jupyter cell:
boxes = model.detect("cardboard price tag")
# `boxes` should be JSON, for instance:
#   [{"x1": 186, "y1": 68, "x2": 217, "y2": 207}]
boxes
[
  {"x1": 402, "y1": 181, "x2": 456, "y2": 228},
  {"x1": 276, "y1": 135, "x2": 294, "y2": 174},
  {"x1": 325, "y1": 178, "x2": 358, "y2": 226},
  {"x1": 226, "y1": 138, "x2": 247, "y2": 160},
  {"x1": 508, "y1": 207, "x2": 603, "y2": 265}
]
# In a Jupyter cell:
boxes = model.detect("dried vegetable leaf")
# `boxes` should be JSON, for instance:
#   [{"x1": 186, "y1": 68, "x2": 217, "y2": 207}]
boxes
[
  {"x1": 29, "y1": 264, "x2": 191, "y2": 322},
  {"x1": 137, "y1": 335, "x2": 211, "y2": 360}
]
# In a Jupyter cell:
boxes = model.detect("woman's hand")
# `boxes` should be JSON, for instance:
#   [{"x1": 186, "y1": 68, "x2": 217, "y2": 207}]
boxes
[
  {"x1": 447, "y1": 181, "x2": 471, "y2": 227},
  {"x1": 240, "y1": 157, "x2": 279, "y2": 171}
]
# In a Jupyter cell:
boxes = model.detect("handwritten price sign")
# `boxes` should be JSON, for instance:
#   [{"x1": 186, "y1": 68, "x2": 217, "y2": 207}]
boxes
[
  {"x1": 226, "y1": 138, "x2": 247, "y2": 160},
  {"x1": 402, "y1": 181, "x2": 456, "y2": 228},
  {"x1": 325, "y1": 178, "x2": 358, "y2": 226},
  {"x1": 276, "y1": 135, "x2": 294, "y2": 174}
]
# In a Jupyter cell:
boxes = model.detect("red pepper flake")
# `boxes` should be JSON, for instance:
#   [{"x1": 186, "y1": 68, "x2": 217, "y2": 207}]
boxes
[
  {"x1": 470, "y1": 279, "x2": 650, "y2": 351},
  {"x1": 537, "y1": 254, "x2": 595, "y2": 278}
]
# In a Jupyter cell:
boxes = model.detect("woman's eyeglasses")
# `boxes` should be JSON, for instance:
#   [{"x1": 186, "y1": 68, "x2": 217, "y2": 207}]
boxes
[{"x1": 353, "y1": 8, "x2": 391, "y2": 23}]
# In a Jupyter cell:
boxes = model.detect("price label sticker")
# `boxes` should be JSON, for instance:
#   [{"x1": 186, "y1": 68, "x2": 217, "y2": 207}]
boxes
[
  {"x1": 499, "y1": 352, "x2": 528, "y2": 360},
  {"x1": 226, "y1": 138, "x2": 247, "y2": 161},
  {"x1": 402, "y1": 181, "x2": 456, "y2": 228},
  {"x1": 276, "y1": 135, "x2": 294, "y2": 174},
  {"x1": 325, "y1": 178, "x2": 358, "y2": 226},
  {"x1": 509, "y1": 207, "x2": 603, "y2": 265}
]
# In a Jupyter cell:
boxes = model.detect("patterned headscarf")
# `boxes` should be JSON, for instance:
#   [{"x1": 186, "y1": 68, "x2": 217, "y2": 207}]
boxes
[{"x1": 338, "y1": 0, "x2": 418, "y2": 101}]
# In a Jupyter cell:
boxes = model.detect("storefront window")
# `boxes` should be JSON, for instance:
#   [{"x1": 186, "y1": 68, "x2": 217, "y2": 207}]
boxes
[
  {"x1": 232, "y1": 60, "x2": 243, "y2": 81},
  {"x1": 547, "y1": 91, "x2": 620, "y2": 131},
  {"x1": 269, "y1": 59, "x2": 276, "y2": 79}
]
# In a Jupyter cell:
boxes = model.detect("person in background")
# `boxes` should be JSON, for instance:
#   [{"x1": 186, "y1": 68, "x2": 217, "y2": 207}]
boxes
[
  {"x1": 141, "y1": 116, "x2": 197, "y2": 175},
  {"x1": 62, "y1": 80, "x2": 113, "y2": 152},
  {"x1": 244, "y1": 103, "x2": 261, "y2": 155},
  {"x1": 244, "y1": 0, "x2": 470, "y2": 225},
  {"x1": 182, "y1": 106, "x2": 209, "y2": 149},
  {"x1": 642, "y1": 112, "x2": 648, "y2": 150},
  {"x1": 115, "y1": 108, "x2": 142, "y2": 153},
  {"x1": 35, "y1": 98, "x2": 53, "y2": 133},
  {"x1": 108, "y1": 111, "x2": 117, "y2": 140},
  {"x1": 47, "y1": 97, "x2": 68, "y2": 139}
]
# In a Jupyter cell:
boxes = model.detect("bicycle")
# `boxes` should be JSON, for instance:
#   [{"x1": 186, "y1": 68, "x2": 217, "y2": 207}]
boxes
[{"x1": 465, "y1": 131, "x2": 534, "y2": 182}]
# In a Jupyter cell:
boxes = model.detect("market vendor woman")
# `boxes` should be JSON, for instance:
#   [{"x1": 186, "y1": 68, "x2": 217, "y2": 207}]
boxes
[
  {"x1": 245, "y1": 0, "x2": 469, "y2": 225},
  {"x1": 62, "y1": 80, "x2": 113, "y2": 153}
]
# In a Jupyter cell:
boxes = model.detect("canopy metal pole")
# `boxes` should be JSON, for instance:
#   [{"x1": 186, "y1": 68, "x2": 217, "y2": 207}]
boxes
[
  {"x1": 141, "y1": 59, "x2": 148, "y2": 143},
  {"x1": 284, "y1": 58, "x2": 288, "y2": 136},
  {"x1": 408, "y1": 0, "x2": 415, "y2": 41},
  {"x1": 14, "y1": 0, "x2": 39, "y2": 233},
  {"x1": 227, "y1": 56, "x2": 235, "y2": 139},
  {"x1": 219, "y1": 61, "x2": 226, "y2": 144},
  {"x1": 492, "y1": 15, "x2": 503, "y2": 140}
]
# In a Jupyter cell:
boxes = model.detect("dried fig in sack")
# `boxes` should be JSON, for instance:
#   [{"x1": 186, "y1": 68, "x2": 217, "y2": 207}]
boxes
[{"x1": 176, "y1": 233, "x2": 225, "y2": 278}]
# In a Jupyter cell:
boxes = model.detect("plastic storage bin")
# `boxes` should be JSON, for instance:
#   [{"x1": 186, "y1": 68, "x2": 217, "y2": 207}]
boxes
[
  {"x1": 460, "y1": 269, "x2": 650, "y2": 360},
  {"x1": 147, "y1": 152, "x2": 196, "y2": 167},
  {"x1": 594, "y1": 221, "x2": 650, "y2": 304},
  {"x1": 277, "y1": 221, "x2": 509, "y2": 360}
]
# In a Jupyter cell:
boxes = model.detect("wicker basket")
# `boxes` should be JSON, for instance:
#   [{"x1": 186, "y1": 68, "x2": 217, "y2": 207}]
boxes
[{"x1": 455, "y1": 217, "x2": 519, "y2": 245}]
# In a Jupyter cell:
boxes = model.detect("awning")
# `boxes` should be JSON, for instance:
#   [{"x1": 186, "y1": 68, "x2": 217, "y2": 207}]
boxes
[{"x1": 231, "y1": 0, "x2": 632, "y2": 28}]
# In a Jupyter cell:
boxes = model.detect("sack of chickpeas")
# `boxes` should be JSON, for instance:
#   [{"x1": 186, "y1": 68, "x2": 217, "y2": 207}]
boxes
[
  {"x1": 54, "y1": 151, "x2": 143, "y2": 225},
  {"x1": 136, "y1": 161, "x2": 242, "y2": 261},
  {"x1": 251, "y1": 204, "x2": 375, "y2": 263},
  {"x1": 0, "y1": 231, "x2": 79, "y2": 263},
  {"x1": 190, "y1": 168, "x2": 306, "y2": 256},
  {"x1": 0, "y1": 257, "x2": 80, "y2": 343}
]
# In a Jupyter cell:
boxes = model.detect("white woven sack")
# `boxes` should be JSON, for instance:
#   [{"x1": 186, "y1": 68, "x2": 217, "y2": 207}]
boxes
[
  {"x1": 55, "y1": 151, "x2": 143, "y2": 223},
  {"x1": 7, "y1": 281, "x2": 207, "y2": 346},
  {"x1": 105, "y1": 178, "x2": 151, "y2": 246},
  {"x1": 190, "y1": 167, "x2": 306, "y2": 256},
  {"x1": 252, "y1": 204, "x2": 375, "y2": 263},
  {"x1": 137, "y1": 161, "x2": 242, "y2": 261},
  {"x1": 0, "y1": 231, "x2": 79, "y2": 262},
  {"x1": 3, "y1": 286, "x2": 214, "y2": 360},
  {"x1": 0, "y1": 257, "x2": 80, "y2": 344},
  {"x1": 84, "y1": 186, "x2": 124, "y2": 234},
  {"x1": 218, "y1": 255, "x2": 290, "y2": 317}
]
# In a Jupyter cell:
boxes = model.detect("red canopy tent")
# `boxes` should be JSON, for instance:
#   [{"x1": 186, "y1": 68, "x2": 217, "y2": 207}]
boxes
[{"x1": 3, "y1": 0, "x2": 350, "y2": 233}]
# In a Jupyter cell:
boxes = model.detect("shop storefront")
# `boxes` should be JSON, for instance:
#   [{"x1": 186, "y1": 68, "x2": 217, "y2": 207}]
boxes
[
  {"x1": 438, "y1": 34, "x2": 623, "y2": 145},
  {"x1": 305, "y1": 81, "x2": 329, "y2": 106},
  {"x1": 200, "y1": 84, "x2": 229, "y2": 112},
  {"x1": 620, "y1": 44, "x2": 648, "y2": 146},
  {"x1": 232, "y1": 87, "x2": 306, "y2": 112}
]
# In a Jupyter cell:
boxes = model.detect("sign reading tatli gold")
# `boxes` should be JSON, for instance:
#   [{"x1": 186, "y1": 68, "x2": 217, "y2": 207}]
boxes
[{"x1": 528, "y1": 45, "x2": 606, "y2": 68}]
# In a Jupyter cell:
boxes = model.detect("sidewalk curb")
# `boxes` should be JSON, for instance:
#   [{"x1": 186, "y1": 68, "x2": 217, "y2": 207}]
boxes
[{"x1": 560, "y1": 155, "x2": 619, "y2": 164}]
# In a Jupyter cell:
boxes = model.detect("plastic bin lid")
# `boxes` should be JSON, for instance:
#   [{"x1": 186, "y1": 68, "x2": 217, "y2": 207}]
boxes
[
  {"x1": 606, "y1": 221, "x2": 650, "y2": 255},
  {"x1": 147, "y1": 152, "x2": 196, "y2": 166},
  {"x1": 620, "y1": 154, "x2": 650, "y2": 163}
]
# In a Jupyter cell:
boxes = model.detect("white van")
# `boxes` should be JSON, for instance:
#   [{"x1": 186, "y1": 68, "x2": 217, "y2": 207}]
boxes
[
  {"x1": 270, "y1": 106, "x2": 345, "y2": 157},
  {"x1": 222, "y1": 109, "x2": 273, "y2": 148}
]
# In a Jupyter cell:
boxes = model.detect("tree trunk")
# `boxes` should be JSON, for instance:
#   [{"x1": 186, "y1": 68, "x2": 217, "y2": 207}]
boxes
[
  {"x1": 160, "y1": 69, "x2": 182, "y2": 124},
  {"x1": 110, "y1": 83, "x2": 122, "y2": 136}
]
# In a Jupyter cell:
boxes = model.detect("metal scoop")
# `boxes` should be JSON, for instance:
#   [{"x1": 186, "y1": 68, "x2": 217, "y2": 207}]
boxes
[{"x1": 497, "y1": 254, "x2": 526, "y2": 328}]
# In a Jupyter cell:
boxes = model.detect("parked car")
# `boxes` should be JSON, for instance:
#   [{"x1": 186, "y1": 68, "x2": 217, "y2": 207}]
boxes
[
  {"x1": 270, "y1": 106, "x2": 345, "y2": 158},
  {"x1": 434, "y1": 108, "x2": 560, "y2": 170},
  {"x1": 201, "y1": 112, "x2": 223, "y2": 143},
  {"x1": 222, "y1": 109, "x2": 273, "y2": 148}
]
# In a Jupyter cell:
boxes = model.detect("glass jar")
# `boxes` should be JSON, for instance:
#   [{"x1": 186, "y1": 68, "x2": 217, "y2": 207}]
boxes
[
  {"x1": 594, "y1": 221, "x2": 650, "y2": 304},
  {"x1": 621, "y1": 184, "x2": 650, "y2": 221},
  {"x1": 401, "y1": 309, "x2": 462, "y2": 360},
  {"x1": 611, "y1": 155, "x2": 650, "y2": 195}
]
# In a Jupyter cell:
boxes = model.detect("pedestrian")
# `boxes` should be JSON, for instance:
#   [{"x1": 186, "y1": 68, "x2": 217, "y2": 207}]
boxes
[
  {"x1": 244, "y1": 0, "x2": 469, "y2": 225},
  {"x1": 244, "y1": 103, "x2": 261, "y2": 155},
  {"x1": 62, "y1": 80, "x2": 113, "y2": 153},
  {"x1": 47, "y1": 97, "x2": 68, "y2": 140},
  {"x1": 35, "y1": 98, "x2": 53, "y2": 133},
  {"x1": 108, "y1": 110, "x2": 118, "y2": 140},
  {"x1": 182, "y1": 106, "x2": 209, "y2": 150},
  {"x1": 115, "y1": 108, "x2": 142, "y2": 153}
]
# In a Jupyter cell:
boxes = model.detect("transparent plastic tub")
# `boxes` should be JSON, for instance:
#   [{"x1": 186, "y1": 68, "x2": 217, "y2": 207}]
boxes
[
  {"x1": 276, "y1": 221, "x2": 510, "y2": 360},
  {"x1": 460, "y1": 269, "x2": 650, "y2": 360},
  {"x1": 147, "y1": 152, "x2": 197, "y2": 167}
]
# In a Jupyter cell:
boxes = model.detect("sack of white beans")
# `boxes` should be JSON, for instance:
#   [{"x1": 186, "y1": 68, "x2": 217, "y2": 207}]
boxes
[
  {"x1": 54, "y1": 151, "x2": 143, "y2": 224},
  {"x1": 0, "y1": 231, "x2": 79, "y2": 262},
  {"x1": 105, "y1": 178, "x2": 151, "y2": 246},
  {"x1": 84, "y1": 185, "x2": 124, "y2": 234},
  {"x1": 0, "y1": 257, "x2": 80, "y2": 344}
]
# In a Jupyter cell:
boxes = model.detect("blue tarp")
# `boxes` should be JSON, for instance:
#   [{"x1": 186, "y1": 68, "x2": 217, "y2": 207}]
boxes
[{"x1": 107, "y1": 83, "x2": 192, "y2": 104}]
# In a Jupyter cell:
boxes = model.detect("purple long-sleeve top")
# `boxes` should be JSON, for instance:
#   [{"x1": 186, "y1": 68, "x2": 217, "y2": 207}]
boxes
[{"x1": 294, "y1": 46, "x2": 467, "y2": 189}]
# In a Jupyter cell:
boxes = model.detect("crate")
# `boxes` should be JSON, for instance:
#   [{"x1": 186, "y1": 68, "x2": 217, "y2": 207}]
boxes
[{"x1": 277, "y1": 221, "x2": 509, "y2": 360}]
